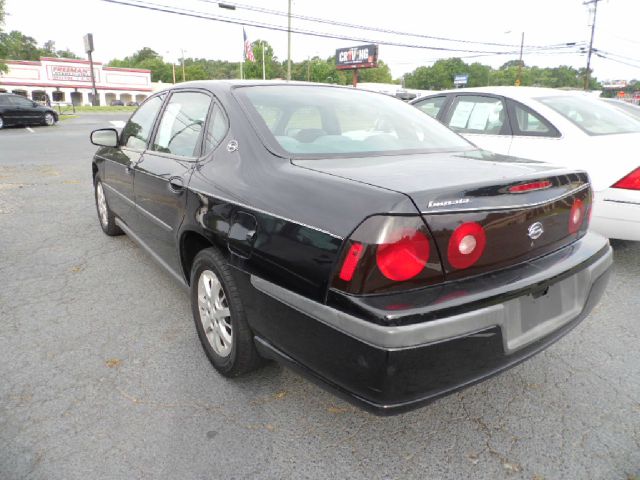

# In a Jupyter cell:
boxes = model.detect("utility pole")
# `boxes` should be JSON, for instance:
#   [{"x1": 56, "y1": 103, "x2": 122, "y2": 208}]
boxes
[
  {"x1": 584, "y1": 0, "x2": 602, "y2": 90},
  {"x1": 181, "y1": 48, "x2": 186, "y2": 82},
  {"x1": 516, "y1": 32, "x2": 524, "y2": 86},
  {"x1": 287, "y1": 0, "x2": 291, "y2": 81}
]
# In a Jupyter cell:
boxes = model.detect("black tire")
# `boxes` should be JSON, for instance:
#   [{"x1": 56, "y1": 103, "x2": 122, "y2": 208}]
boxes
[
  {"x1": 94, "y1": 175, "x2": 123, "y2": 236},
  {"x1": 43, "y1": 112, "x2": 56, "y2": 126},
  {"x1": 190, "y1": 247, "x2": 262, "y2": 377}
]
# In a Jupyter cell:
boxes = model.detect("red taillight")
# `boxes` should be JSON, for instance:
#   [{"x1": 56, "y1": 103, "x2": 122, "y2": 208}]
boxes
[
  {"x1": 332, "y1": 216, "x2": 444, "y2": 295},
  {"x1": 338, "y1": 242, "x2": 364, "y2": 281},
  {"x1": 376, "y1": 230, "x2": 430, "y2": 281},
  {"x1": 612, "y1": 167, "x2": 640, "y2": 190},
  {"x1": 508, "y1": 180, "x2": 552, "y2": 193},
  {"x1": 447, "y1": 222, "x2": 487, "y2": 270},
  {"x1": 568, "y1": 198, "x2": 585, "y2": 234}
]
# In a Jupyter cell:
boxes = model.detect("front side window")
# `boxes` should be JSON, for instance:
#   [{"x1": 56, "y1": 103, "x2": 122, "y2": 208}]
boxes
[
  {"x1": 121, "y1": 95, "x2": 164, "y2": 150},
  {"x1": 447, "y1": 96, "x2": 507, "y2": 134},
  {"x1": 415, "y1": 96, "x2": 446, "y2": 119},
  {"x1": 236, "y1": 85, "x2": 471, "y2": 157},
  {"x1": 9, "y1": 95, "x2": 34, "y2": 107},
  {"x1": 537, "y1": 95, "x2": 640, "y2": 136},
  {"x1": 152, "y1": 91, "x2": 211, "y2": 157}
]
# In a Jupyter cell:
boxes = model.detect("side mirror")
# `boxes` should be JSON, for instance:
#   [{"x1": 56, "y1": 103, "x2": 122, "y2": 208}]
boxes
[{"x1": 91, "y1": 128, "x2": 119, "y2": 147}]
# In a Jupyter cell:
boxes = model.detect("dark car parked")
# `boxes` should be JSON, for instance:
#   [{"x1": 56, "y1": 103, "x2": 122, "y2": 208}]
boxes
[
  {"x1": 90, "y1": 81, "x2": 612, "y2": 414},
  {"x1": 110, "y1": 100, "x2": 125, "y2": 106},
  {"x1": 0, "y1": 93, "x2": 58, "y2": 129}
]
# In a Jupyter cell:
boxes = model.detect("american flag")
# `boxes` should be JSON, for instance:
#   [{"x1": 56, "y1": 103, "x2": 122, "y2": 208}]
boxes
[{"x1": 243, "y1": 28, "x2": 255, "y2": 62}]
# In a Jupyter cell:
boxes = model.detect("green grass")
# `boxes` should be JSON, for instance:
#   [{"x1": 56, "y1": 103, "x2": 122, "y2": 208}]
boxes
[{"x1": 71, "y1": 105, "x2": 137, "y2": 112}]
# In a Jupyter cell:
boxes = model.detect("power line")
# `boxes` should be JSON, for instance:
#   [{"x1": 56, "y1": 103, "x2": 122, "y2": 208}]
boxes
[
  {"x1": 195, "y1": 0, "x2": 576, "y2": 50},
  {"x1": 102, "y1": 0, "x2": 583, "y2": 57},
  {"x1": 595, "y1": 52, "x2": 640, "y2": 70}
]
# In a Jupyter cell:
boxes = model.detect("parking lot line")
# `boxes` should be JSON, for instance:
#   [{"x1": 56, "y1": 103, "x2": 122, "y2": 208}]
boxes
[{"x1": 25, "y1": 127, "x2": 35, "y2": 133}]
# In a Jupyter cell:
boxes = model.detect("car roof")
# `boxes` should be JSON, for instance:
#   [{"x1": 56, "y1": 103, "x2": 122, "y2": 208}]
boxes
[
  {"x1": 155, "y1": 79, "x2": 366, "y2": 95},
  {"x1": 415, "y1": 86, "x2": 596, "y2": 101}
]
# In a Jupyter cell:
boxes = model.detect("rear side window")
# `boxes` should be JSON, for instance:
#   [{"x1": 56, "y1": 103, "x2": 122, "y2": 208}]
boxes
[
  {"x1": 204, "y1": 103, "x2": 229, "y2": 152},
  {"x1": 121, "y1": 95, "x2": 164, "y2": 150},
  {"x1": 152, "y1": 91, "x2": 212, "y2": 157},
  {"x1": 511, "y1": 102, "x2": 559, "y2": 137},
  {"x1": 447, "y1": 96, "x2": 507, "y2": 135},
  {"x1": 415, "y1": 96, "x2": 446, "y2": 119},
  {"x1": 537, "y1": 95, "x2": 640, "y2": 136}
]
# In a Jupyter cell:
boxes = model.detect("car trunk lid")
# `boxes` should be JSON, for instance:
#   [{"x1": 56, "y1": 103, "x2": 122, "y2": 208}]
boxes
[{"x1": 294, "y1": 150, "x2": 592, "y2": 280}]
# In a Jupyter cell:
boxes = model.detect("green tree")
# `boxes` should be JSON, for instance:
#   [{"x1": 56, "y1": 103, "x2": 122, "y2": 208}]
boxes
[
  {"x1": 242, "y1": 40, "x2": 283, "y2": 80},
  {"x1": 0, "y1": 30, "x2": 40, "y2": 61},
  {"x1": 357, "y1": 60, "x2": 394, "y2": 84}
]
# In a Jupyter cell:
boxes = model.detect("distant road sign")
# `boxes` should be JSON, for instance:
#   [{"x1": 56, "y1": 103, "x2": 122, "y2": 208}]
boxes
[{"x1": 454, "y1": 74, "x2": 468, "y2": 86}]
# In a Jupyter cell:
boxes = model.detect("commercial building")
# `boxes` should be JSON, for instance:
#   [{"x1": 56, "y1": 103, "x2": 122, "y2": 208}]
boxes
[{"x1": 0, "y1": 57, "x2": 152, "y2": 106}]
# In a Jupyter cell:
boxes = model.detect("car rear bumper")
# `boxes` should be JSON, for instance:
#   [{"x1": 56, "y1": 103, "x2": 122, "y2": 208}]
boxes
[
  {"x1": 244, "y1": 232, "x2": 612, "y2": 415},
  {"x1": 592, "y1": 188, "x2": 640, "y2": 241}
]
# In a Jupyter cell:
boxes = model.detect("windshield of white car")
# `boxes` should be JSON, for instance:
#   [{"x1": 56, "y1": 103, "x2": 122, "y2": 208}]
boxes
[
  {"x1": 236, "y1": 85, "x2": 473, "y2": 157},
  {"x1": 537, "y1": 95, "x2": 640, "y2": 136}
]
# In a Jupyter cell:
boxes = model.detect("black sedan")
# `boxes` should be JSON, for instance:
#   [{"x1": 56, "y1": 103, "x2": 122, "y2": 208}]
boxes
[
  {"x1": 0, "y1": 93, "x2": 58, "y2": 129},
  {"x1": 90, "y1": 81, "x2": 612, "y2": 414}
]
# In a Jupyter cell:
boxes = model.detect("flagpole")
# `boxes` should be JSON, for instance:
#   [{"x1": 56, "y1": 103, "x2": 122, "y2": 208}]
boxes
[
  {"x1": 240, "y1": 28, "x2": 244, "y2": 80},
  {"x1": 262, "y1": 40, "x2": 266, "y2": 80}
]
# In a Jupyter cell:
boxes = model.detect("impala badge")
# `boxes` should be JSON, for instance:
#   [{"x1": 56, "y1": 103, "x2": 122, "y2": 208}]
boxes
[{"x1": 528, "y1": 222, "x2": 544, "y2": 240}]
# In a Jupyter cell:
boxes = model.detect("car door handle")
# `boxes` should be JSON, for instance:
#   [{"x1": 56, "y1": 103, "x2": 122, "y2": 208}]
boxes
[{"x1": 168, "y1": 177, "x2": 185, "y2": 194}]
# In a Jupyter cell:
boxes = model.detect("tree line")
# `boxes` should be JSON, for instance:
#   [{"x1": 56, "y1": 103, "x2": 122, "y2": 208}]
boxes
[
  {"x1": 403, "y1": 57, "x2": 601, "y2": 90},
  {"x1": 105, "y1": 43, "x2": 395, "y2": 85}
]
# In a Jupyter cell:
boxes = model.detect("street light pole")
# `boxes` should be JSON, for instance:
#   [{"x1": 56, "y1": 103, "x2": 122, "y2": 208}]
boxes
[
  {"x1": 262, "y1": 40, "x2": 266, "y2": 80},
  {"x1": 287, "y1": 0, "x2": 291, "y2": 81}
]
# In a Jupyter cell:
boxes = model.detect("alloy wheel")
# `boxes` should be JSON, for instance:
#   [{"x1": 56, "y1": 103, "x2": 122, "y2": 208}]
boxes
[
  {"x1": 197, "y1": 270, "x2": 233, "y2": 357},
  {"x1": 44, "y1": 113, "x2": 55, "y2": 126},
  {"x1": 96, "y1": 181, "x2": 108, "y2": 227}
]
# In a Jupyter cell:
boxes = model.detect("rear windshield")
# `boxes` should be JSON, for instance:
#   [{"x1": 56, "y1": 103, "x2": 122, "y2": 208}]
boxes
[
  {"x1": 235, "y1": 85, "x2": 472, "y2": 158},
  {"x1": 537, "y1": 95, "x2": 640, "y2": 136}
]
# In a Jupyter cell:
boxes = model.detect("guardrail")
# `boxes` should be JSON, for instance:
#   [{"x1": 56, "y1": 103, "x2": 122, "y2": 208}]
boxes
[{"x1": 53, "y1": 103, "x2": 76, "y2": 115}]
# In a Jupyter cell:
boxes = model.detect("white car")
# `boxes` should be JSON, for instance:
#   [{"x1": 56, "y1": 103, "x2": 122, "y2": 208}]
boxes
[{"x1": 412, "y1": 87, "x2": 640, "y2": 241}]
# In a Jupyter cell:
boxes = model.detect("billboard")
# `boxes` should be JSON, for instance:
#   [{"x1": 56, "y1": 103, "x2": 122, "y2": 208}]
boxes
[
  {"x1": 336, "y1": 44, "x2": 378, "y2": 70},
  {"x1": 47, "y1": 65, "x2": 98, "y2": 83}
]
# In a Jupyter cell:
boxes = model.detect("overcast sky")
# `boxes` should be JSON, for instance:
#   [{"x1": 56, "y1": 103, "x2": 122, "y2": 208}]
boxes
[{"x1": 4, "y1": 0, "x2": 640, "y2": 81}]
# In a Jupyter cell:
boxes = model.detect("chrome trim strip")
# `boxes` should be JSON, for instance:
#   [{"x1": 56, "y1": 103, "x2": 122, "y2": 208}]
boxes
[
  {"x1": 136, "y1": 204, "x2": 173, "y2": 231},
  {"x1": 188, "y1": 186, "x2": 343, "y2": 239},
  {"x1": 421, "y1": 184, "x2": 590, "y2": 214},
  {"x1": 102, "y1": 182, "x2": 135, "y2": 206},
  {"x1": 250, "y1": 241, "x2": 612, "y2": 351},
  {"x1": 115, "y1": 218, "x2": 188, "y2": 290},
  {"x1": 603, "y1": 198, "x2": 640, "y2": 206}
]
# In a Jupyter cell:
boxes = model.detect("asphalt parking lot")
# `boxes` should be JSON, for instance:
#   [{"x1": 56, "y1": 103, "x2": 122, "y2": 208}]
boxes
[{"x1": 1, "y1": 114, "x2": 639, "y2": 480}]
